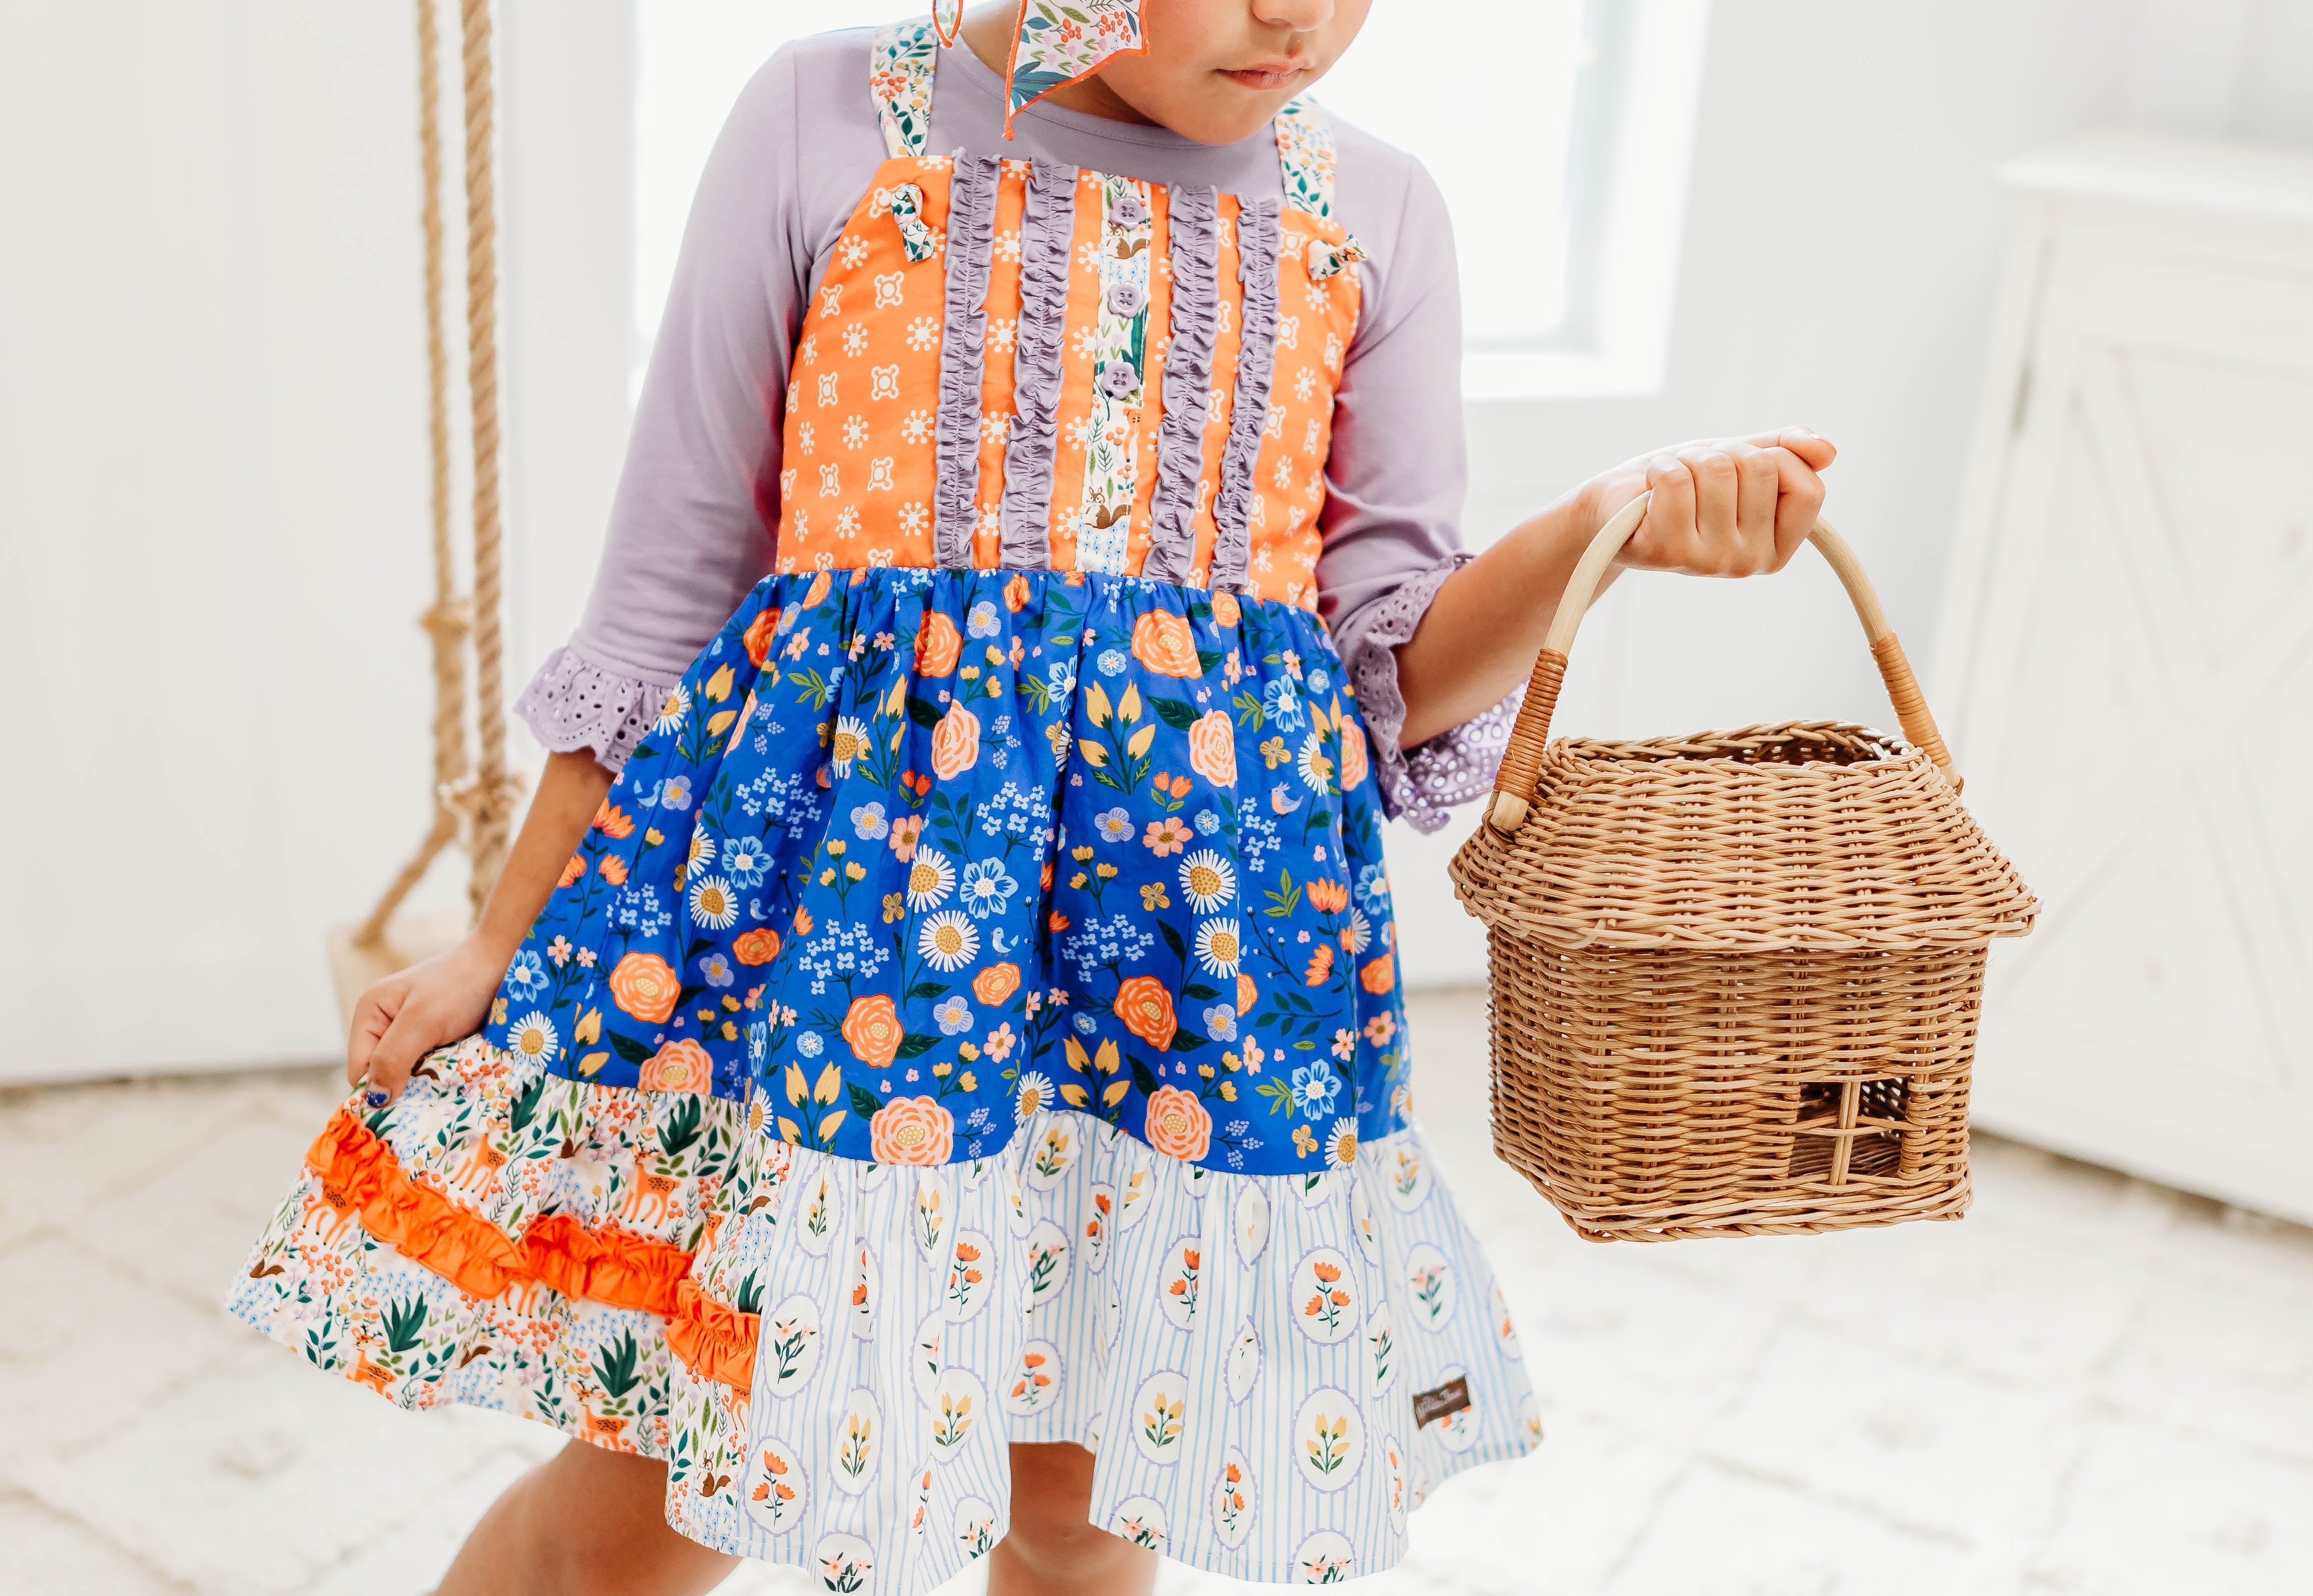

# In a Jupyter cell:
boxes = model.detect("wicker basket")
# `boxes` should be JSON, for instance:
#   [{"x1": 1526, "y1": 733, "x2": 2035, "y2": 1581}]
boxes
[{"x1": 1449, "y1": 496, "x2": 2036, "y2": 1242}]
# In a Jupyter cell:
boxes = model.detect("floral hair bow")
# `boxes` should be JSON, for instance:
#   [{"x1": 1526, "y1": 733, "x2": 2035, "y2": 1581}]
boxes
[{"x1": 933, "y1": 0, "x2": 1148, "y2": 137}]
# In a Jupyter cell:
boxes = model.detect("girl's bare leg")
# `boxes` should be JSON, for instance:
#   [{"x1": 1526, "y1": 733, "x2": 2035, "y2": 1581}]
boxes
[
  {"x1": 434, "y1": 1440, "x2": 739, "y2": 1596},
  {"x1": 436, "y1": 1435, "x2": 1145, "y2": 1596},
  {"x1": 989, "y1": 1442, "x2": 1157, "y2": 1596}
]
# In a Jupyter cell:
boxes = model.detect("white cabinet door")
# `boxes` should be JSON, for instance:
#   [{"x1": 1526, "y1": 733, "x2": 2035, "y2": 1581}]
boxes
[{"x1": 1943, "y1": 206, "x2": 2313, "y2": 1222}]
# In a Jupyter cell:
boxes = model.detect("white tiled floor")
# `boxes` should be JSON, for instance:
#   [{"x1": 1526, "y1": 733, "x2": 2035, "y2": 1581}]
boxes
[{"x1": 3, "y1": 992, "x2": 2309, "y2": 1596}]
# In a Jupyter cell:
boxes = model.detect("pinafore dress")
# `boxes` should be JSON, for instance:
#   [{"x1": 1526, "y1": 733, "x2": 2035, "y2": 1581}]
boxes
[{"x1": 232, "y1": 23, "x2": 1537, "y2": 1589}]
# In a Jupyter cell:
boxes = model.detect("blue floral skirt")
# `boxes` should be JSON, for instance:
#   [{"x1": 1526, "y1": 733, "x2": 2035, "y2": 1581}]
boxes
[{"x1": 231, "y1": 567, "x2": 1538, "y2": 1590}]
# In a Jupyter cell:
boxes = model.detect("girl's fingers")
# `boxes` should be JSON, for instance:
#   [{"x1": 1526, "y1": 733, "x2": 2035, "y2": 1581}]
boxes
[
  {"x1": 1621, "y1": 433, "x2": 1830, "y2": 577},
  {"x1": 1745, "y1": 426, "x2": 1836, "y2": 471},
  {"x1": 1641, "y1": 453, "x2": 1698, "y2": 568},
  {"x1": 1765, "y1": 446, "x2": 1827, "y2": 566},
  {"x1": 1677, "y1": 445, "x2": 1742, "y2": 572},
  {"x1": 1730, "y1": 443, "x2": 1783, "y2": 573},
  {"x1": 345, "y1": 981, "x2": 397, "y2": 1088},
  {"x1": 364, "y1": 1005, "x2": 430, "y2": 1106}
]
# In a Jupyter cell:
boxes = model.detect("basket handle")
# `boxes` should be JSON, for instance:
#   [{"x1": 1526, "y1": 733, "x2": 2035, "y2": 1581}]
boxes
[{"x1": 1483, "y1": 493, "x2": 1962, "y2": 834}]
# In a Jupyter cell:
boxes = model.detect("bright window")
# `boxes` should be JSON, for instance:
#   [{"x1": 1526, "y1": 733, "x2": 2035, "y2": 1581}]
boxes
[
  {"x1": 635, "y1": 1, "x2": 1709, "y2": 398},
  {"x1": 1317, "y1": 0, "x2": 1712, "y2": 397},
  {"x1": 1313, "y1": 1, "x2": 1594, "y2": 345}
]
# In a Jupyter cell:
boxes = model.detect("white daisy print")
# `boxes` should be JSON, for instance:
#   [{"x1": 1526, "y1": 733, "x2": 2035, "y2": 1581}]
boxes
[
  {"x1": 830, "y1": 716, "x2": 869, "y2": 776},
  {"x1": 688, "y1": 875, "x2": 739, "y2": 931},
  {"x1": 1178, "y1": 850, "x2": 1236, "y2": 913},
  {"x1": 918, "y1": 910, "x2": 980, "y2": 972},
  {"x1": 1326, "y1": 1119, "x2": 1358, "y2": 1169},
  {"x1": 905, "y1": 848, "x2": 956, "y2": 910},
  {"x1": 507, "y1": 1011, "x2": 557, "y2": 1062},
  {"x1": 1193, "y1": 919, "x2": 1243, "y2": 978},
  {"x1": 1342, "y1": 906, "x2": 1371, "y2": 956},
  {"x1": 1014, "y1": 1071, "x2": 1055, "y2": 1118},
  {"x1": 654, "y1": 683, "x2": 691, "y2": 735},
  {"x1": 1298, "y1": 731, "x2": 1335, "y2": 794}
]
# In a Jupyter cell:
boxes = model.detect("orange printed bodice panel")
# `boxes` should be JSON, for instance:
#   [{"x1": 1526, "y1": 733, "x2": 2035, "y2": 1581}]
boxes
[{"x1": 772, "y1": 153, "x2": 1361, "y2": 609}]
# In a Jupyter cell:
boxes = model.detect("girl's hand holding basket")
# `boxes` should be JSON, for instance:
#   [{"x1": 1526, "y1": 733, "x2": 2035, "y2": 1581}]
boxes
[{"x1": 1396, "y1": 428, "x2": 1837, "y2": 750}]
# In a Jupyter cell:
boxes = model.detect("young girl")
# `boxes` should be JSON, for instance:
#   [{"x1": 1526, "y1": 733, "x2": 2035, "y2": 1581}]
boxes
[{"x1": 233, "y1": 3, "x2": 1831, "y2": 1592}]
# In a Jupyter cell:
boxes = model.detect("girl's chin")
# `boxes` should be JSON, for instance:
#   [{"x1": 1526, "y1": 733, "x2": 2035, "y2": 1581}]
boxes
[{"x1": 1142, "y1": 93, "x2": 1289, "y2": 148}]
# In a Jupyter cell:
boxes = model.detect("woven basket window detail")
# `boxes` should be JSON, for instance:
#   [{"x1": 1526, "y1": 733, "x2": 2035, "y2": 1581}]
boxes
[{"x1": 1786, "y1": 1077, "x2": 1911, "y2": 1182}]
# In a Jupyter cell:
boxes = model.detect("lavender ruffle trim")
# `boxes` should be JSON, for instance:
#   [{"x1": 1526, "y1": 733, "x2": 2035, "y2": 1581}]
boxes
[
  {"x1": 1338, "y1": 554, "x2": 1521, "y2": 834},
  {"x1": 933, "y1": 152, "x2": 1001, "y2": 569},
  {"x1": 513, "y1": 646, "x2": 676, "y2": 778},
  {"x1": 1211, "y1": 198, "x2": 1279, "y2": 593},
  {"x1": 998, "y1": 160, "x2": 1077, "y2": 569},
  {"x1": 1141, "y1": 183, "x2": 1217, "y2": 585}
]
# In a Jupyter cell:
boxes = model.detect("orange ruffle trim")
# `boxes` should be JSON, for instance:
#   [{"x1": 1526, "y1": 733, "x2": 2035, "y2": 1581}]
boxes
[
  {"x1": 666, "y1": 1277, "x2": 761, "y2": 1396},
  {"x1": 306, "y1": 1108, "x2": 758, "y2": 1388}
]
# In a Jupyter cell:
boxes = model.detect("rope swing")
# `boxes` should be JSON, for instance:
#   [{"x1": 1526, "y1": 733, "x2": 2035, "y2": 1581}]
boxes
[{"x1": 335, "y1": 0, "x2": 523, "y2": 1008}]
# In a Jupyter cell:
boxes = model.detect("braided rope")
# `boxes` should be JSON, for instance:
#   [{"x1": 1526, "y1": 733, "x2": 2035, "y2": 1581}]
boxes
[
  {"x1": 457, "y1": 0, "x2": 521, "y2": 914},
  {"x1": 419, "y1": 0, "x2": 465, "y2": 804},
  {"x1": 356, "y1": 0, "x2": 520, "y2": 948}
]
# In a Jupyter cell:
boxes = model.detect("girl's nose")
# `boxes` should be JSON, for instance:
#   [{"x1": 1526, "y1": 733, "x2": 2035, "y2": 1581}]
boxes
[{"x1": 1250, "y1": 0, "x2": 1336, "y2": 34}]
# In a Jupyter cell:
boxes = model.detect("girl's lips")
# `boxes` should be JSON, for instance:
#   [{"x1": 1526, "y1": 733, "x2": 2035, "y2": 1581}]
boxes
[{"x1": 1219, "y1": 64, "x2": 1311, "y2": 90}]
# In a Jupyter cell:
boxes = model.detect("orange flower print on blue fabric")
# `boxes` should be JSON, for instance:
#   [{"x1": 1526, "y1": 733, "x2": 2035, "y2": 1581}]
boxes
[{"x1": 481, "y1": 567, "x2": 1405, "y2": 1176}]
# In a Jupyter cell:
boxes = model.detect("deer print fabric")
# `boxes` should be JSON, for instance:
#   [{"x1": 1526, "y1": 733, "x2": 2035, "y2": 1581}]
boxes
[{"x1": 230, "y1": 1035, "x2": 740, "y2": 1451}]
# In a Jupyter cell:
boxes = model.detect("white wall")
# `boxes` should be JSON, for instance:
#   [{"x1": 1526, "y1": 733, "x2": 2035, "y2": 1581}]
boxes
[
  {"x1": 499, "y1": 2, "x2": 639, "y2": 703},
  {"x1": 1383, "y1": 0, "x2": 2313, "y2": 989},
  {"x1": 0, "y1": 3, "x2": 633, "y2": 1083},
  {"x1": 3, "y1": 2, "x2": 2305, "y2": 1078}
]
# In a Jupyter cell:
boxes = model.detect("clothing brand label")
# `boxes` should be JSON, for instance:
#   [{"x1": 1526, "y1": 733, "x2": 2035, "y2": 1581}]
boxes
[{"x1": 1411, "y1": 1375, "x2": 1470, "y2": 1429}]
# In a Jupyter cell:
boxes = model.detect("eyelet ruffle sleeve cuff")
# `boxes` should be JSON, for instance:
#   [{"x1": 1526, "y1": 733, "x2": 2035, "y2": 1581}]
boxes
[
  {"x1": 513, "y1": 645, "x2": 676, "y2": 777},
  {"x1": 1339, "y1": 554, "x2": 1522, "y2": 835}
]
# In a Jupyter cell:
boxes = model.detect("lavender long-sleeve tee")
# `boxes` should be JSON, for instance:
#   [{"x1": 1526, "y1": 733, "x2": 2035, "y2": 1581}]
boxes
[{"x1": 515, "y1": 28, "x2": 1512, "y2": 831}]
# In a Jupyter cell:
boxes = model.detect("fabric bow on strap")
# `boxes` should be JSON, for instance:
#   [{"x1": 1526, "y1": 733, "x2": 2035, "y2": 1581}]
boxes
[{"x1": 933, "y1": 0, "x2": 1150, "y2": 137}]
